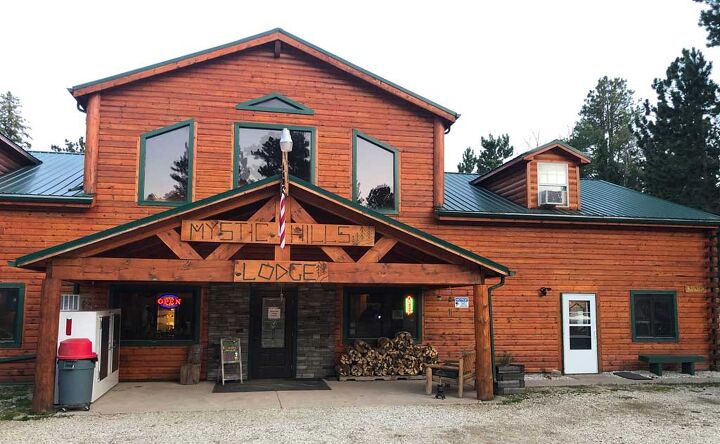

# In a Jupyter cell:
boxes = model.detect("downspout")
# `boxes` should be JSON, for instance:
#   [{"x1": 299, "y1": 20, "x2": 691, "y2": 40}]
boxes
[{"x1": 488, "y1": 275, "x2": 507, "y2": 382}]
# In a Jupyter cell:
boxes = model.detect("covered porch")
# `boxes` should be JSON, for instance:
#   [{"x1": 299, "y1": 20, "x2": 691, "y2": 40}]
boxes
[{"x1": 12, "y1": 176, "x2": 510, "y2": 412}]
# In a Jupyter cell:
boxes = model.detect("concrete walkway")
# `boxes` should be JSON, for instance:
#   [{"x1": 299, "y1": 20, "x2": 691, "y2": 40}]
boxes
[
  {"x1": 84, "y1": 371, "x2": 720, "y2": 415},
  {"x1": 87, "y1": 380, "x2": 479, "y2": 414}
]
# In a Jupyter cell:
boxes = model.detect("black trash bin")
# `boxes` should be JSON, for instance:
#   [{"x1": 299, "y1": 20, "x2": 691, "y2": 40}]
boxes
[{"x1": 56, "y1": 338, "x2": 97, "y2": 411}]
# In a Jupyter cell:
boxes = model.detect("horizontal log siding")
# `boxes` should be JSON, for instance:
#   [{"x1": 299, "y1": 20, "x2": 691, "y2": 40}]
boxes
[
  {"x1": 95, "y1": 44, "x2": 436, "y2": 228},
  {"x1": 482, "y1": 165, "x2": 527, "y2": 206},
  {"x1": 420, "y1": 224, "x2": 712, "y2": 373}
]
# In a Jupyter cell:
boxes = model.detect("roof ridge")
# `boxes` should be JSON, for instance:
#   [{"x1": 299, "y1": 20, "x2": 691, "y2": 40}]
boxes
[
  {"x1": 68, "y1": 28, "x2": 458, "y2": 121},
  {"x1": 30, "y1": 150, "x2": 85, "y2": 156}
]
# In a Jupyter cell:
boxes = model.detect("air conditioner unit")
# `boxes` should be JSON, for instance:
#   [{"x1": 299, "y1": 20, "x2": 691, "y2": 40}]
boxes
[
  {"x1": 61, "y1": 294, "x2": 82, "y2": 311},
  {"x1": 539, "y1": 189, "x2": 566, "y2": 206}
]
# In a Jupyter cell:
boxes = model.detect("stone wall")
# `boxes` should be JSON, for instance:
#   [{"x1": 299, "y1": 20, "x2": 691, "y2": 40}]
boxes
[
  {"x1": 207, "y1": 284, "x2": 250, "y2": 382},
  {"x1": 207, "y1": 284, "x2": 336, "y2": 381},
  {"x1": 296, "y1": 286, "x2": 337, "y2": 378}
]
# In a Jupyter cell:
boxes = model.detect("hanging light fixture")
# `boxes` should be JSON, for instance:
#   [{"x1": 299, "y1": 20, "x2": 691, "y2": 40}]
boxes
[{"x1": 280, "y1": 128, "x2": 293, "y2": 153}]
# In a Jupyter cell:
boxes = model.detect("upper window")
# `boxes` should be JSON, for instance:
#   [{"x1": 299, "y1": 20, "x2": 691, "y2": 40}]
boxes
[
  {"x1": 235, "y1": 93, "x2": 314, "y2": 115},
  {"x1": 353, "y1": 130, "x2": 399, "y2": 213},
  {"x1": 138, "y1": 120, "x2": 194, "y2": 206},
  {"x1": 631, "y1": 291, "x2": 678, "y2": 342},
  {"x1": 234, "y1": 123, "x2": 314, "y2": 187},
  {"x1": 0, "y1": 283, "x2": 24, "y2": 348},
  {"x1": 110, "y1": 285, "x2": 200, "y2": 345},
  {"x1": 344, "y1": 288, "x2": 421, "y2": 342},
  {"x1": 537, "y1": 162, "x2": 568, "y2": 206}
]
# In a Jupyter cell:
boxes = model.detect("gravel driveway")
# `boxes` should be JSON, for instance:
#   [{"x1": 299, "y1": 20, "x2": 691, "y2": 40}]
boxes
[{"x1": 1, "y1": 384, "x2": 718, "y2": 443}]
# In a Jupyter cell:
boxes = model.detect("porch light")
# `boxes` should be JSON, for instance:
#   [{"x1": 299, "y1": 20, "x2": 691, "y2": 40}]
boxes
[{"x1": 280, "y1": 128, "x2": 293, "y2": 152}]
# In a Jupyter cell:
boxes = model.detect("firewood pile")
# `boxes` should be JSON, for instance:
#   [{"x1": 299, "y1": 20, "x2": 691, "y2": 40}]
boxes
[{"x1": 335, "y1": 331, "x2": 439, "y2": 377}]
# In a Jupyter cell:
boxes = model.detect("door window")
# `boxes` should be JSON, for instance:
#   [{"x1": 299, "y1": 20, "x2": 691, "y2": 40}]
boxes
[
  {"x1": 261, "y1": 297, "x2": 285, "y2": 348},
  {"x1": 568, "y1": 300, "x2": 591, "y2": 350}
]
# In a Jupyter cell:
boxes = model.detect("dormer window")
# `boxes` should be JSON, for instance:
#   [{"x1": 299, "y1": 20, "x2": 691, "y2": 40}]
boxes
[{"x1": 537, "y1": 162, "x2": 568, "y2": 206}]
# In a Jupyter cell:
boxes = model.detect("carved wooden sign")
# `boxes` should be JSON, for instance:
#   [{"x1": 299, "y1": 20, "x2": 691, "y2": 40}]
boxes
[
  {"x1": 234, "y1": 260, "x2": 329, "y2": 282},
  {"x1": 181, "y1": 220, "x2": 374, "y2": 246}
]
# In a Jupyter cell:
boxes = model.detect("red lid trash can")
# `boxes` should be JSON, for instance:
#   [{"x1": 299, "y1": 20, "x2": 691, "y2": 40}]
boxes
[
  {"x1": 58, "y1": 338, "x2": 97, "y2": 360},
  {"x1": 56, "y1": 338, "x2": 97, "y2": 411}
]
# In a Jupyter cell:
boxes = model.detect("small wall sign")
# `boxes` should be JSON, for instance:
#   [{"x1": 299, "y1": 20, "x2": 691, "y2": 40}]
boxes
[
  {"x1": 684, "y1": 285, "x2": 706, "y2": 293},
  {"x1": 454, "y1": 296, "x2": 469, "y2": 309},
  {"x1": 267, "y1": 307, "x2": 282, "y2": 320},
  {"x1": 157, "y1": 294, "x2": 182, "y2": 309}
]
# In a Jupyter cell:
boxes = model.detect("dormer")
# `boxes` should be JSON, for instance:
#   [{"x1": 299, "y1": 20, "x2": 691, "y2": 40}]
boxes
[
  {"x1": 0, "y1": 132, "x2": 40, "y2": 174},
  {"x1": 471, "y1": 140, "x2": 590, "y2": 210}
]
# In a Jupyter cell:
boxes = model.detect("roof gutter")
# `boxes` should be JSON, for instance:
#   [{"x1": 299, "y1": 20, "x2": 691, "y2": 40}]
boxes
[
  {"x1": 0, "y1": 194, "x2": 94, "y2": 205},
  {"x1": 488, "y1": 276, "x2": 506, "y2": 383},
  {"x1": 436, "y1": 209, "x2": 720, "y2": 227}
]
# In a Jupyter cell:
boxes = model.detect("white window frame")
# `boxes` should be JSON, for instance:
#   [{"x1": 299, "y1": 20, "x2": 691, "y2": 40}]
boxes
[{"x1": 537, "y1": 162, "x2": 569, "y2": 207}]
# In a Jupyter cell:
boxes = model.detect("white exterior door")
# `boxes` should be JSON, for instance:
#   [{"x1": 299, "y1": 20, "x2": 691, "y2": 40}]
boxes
[{"x1": 562, "y1": 293, "x2": 598, "y2": 374}]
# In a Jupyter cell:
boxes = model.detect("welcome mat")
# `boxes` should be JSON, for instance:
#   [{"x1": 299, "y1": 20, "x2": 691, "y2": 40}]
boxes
[
  {"x1": 213, "y1": 378, "x2": 331, "y2": 393},
  {"x1": 613, "y1": 371, "x2": 652, "y2": 381}
]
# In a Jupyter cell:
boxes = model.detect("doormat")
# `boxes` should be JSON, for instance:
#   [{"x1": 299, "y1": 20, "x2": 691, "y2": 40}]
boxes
[
  {"x1": 613, "y1": 371, "x2": 652, "y2": 380},
  {"x1": 213, "y1": 378, "x2": 331, "y2": 393}
]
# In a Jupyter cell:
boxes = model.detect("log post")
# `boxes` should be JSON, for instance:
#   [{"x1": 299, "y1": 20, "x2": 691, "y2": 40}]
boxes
[
  {"x1": 433, "y1": 118, "x2": 445, "y2": 209},
  {"x1": 84, "y1": 94, "x2": 100, "y2": 195},
  {"x1": 32, "y1": 265, "x2": 62, "y2": 413},
  {"x1": 474, "y1": 284, "x2": 493, "y2": 401}
]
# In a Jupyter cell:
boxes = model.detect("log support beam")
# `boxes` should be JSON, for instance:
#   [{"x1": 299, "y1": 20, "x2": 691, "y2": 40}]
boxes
[
  {"x1": 157, "y1": 229, "x2": 202, "y2": 260},
  {"x1": 32, "y1": 266, "x2": 62, "y2": 413},
  {"x1": 474, "y1": 284, "x2": 493, "y2": 401},
  {"x1": 50, "y1": 257, "x2": 484, "y2": 285}
]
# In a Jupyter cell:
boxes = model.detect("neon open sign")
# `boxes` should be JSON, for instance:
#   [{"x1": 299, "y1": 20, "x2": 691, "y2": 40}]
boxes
[{"x1": 157, "y1": 294, "x2": 182, "y2": 309}]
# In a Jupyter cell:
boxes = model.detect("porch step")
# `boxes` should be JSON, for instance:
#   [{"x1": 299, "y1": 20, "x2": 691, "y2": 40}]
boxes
[{"x1": 338, "y1": 375, "x2": 426, "y2": 382}]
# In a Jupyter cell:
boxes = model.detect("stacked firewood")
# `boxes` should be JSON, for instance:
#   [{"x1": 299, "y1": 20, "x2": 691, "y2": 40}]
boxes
[{"x1": 336, "y1": 331, "x2": 439, "y2": 377}]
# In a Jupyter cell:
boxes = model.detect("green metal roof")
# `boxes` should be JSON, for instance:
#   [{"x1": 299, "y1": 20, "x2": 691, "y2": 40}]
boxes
[
  {"x1": 442, "y1": 172, "x2": 720, "y2": 226},
  {"x1": 0, "y1": 151, "x2": 92, "y2": 203}
]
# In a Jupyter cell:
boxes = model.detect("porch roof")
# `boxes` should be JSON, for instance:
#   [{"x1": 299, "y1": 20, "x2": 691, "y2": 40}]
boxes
[{"x1": 11, "y1": 176, "x2": 511, "y2": 278}]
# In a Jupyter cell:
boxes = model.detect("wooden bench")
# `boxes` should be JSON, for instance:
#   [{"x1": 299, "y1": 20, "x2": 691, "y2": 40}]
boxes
[
  {"x1": 425, "y1": 350, "x2": 475, "y2": 398},
  {"x1": 638, "y1": 354, "x2": 704, "y2": 376}
]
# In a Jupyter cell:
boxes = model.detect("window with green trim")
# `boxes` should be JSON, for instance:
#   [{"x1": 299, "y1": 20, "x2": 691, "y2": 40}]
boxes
[
  {"x1": 630, "y1": 291, "x2": 678, "y2": 342},
  {"x1": 344, "y1": 288, "x2": 421, "y2": 342},
  {"x1": 234, "y1": 123, "x2": 314, "y2": 187},
  {"x1": 0, "y1": 283, "x2": 24, "y2": 348},
  {"x1": 110, "y1": 285, "x2": 200, "y2": 345},
  {"x1": 138, "y1": 120, "x2": 194, "y2": 205},
  {"x1": 353, "y1": 130, "x2": 398, "y2": 213}
]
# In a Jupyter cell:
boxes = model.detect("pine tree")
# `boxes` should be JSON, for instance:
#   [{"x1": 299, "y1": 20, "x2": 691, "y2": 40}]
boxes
[
  {"x1": 635, "y1": 48, "x2": 720, "y2": 213},
  {"x1": 457, "y1": 147, "x2": 476, "y2": 173},
  {"x1": 695, "y1": 0, "x2": 720, "y2": 47},
  {"x1": 476, "y1": 134, "x2": 513, "y2": 175},
  {"x1": 0, "y1": 91, "x2": 32, "y2": 149},
  {"x1": 568, "y1": 77, "x2": 642, "y2": 189},
  {"x1": 51, "y1": 137, "x2": 85, "y2": 153}
]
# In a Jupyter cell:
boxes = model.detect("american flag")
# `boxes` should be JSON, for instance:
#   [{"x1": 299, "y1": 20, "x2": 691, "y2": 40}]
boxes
[{"x1": 279, "y1": 183, "x2": 286, "y2": 249}]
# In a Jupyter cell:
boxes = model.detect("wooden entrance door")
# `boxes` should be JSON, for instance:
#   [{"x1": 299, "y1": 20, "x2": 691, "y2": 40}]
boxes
[{"x1": 249, "y1": 287, "x2": 297, "y2": 379}]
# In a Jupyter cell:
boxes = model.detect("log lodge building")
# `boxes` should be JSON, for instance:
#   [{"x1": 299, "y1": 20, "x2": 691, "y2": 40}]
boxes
[{"x1": 1, "y1": 29, "x2": 719, "y2": 409}]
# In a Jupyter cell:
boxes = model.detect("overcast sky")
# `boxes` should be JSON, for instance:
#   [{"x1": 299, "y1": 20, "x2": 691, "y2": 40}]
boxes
[{"x1": 2, "y1": 0, "x2": 717, "y2": 170}]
